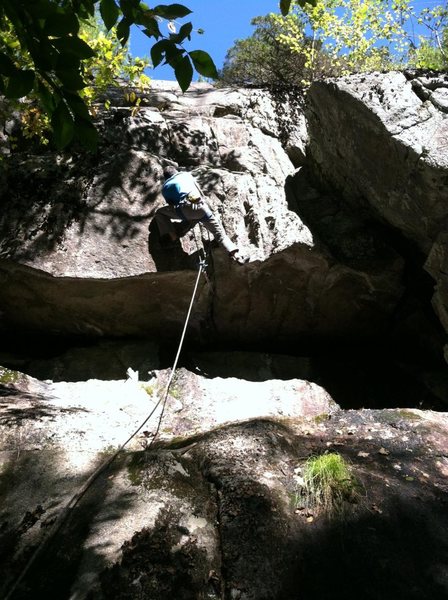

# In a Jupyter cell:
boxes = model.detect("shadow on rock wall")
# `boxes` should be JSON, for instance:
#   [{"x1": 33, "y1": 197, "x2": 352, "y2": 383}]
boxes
[
  {"x1": 93, "y1": 506, "x2": 215, "y2": 600},
  {"x1": 0, "y1": 382, "x2": 88, "y2": 424},
  {"x1": 0, "y1": 150, "x2": 161, "y2": 263},
  {"x1": 185, "y1": 349, "x2": 447, "y2": 411},
  {"x1": 147, "y1": 218, "x2": 205, "y2": 272},
  {"x1": 0, "y1": 451, "x2": 132, "y2": 600},
  {"x1": 284, "y1": 167, "x2": 401, "y2": 269},
  {"x1": 50, "y1": 419, "x2": 448, "y2": 599},
  {"x1": 1, "y1": 417, "x2": 447, "y2": 599}
]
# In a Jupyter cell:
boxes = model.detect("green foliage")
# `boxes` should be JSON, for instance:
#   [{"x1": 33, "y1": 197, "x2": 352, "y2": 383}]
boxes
[
  {"x1": 279, "y1": 0, "x2": 413, "y2": 78},
  {"x1": 141, "y1": 382, "x2": 156, "y2": 396},
  {"x1": 280, "y1": 0, "x2": 294, "y2": 14},
  {"x1": 0, "y1": 14, "x2": 151, "y2": 148},
  {"x1": 280, "y1": 0, "x2": 318, "y2": 15},
  {"x1": 280, "y1": 0, "x2": 448, "y2": 77},
  {"x1": 413, "y1": 40, "x2": 446, "y2": 70},
  {"x1": 0, "y1": 1, "x2": 217, "y2": 150},
  {"x1": 221, "y1": 0, "x2": 448, "y2": 88},
  {"x1": 79, "y1": 18, "x2": 150, "y2": 108},
  {"x1": 296, "y1": 452, "x2": 363, "y2": 516},
  {"x1": 0, "y1": 367, "x2": 21, "y2": 384},
  {"x1": 410, "y1": 5, "x2": 448, "y2": 69},
  {"x1": 219, "y1": 13, "x2": 337, "y2": 87},
  {"x1": 313, "y1": 413, "x2": 330, "y2": 424}
]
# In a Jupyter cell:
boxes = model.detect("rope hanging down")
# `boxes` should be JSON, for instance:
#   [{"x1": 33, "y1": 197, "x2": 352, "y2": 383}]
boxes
[
  {"x1": 142, "y1": 256, "x2": 207, "y2": 447},
  {"x1": 5, "y1": 257, "x2": 208, "y2": 600}
]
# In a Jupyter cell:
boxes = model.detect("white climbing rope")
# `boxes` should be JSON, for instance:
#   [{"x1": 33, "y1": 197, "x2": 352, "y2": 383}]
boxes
[
  {"x1": 144, "y1": 256, "x2": 207, "y2": 447},
  {"x1": 5, "y1": 257, "x2": 208, "y2": 600}
]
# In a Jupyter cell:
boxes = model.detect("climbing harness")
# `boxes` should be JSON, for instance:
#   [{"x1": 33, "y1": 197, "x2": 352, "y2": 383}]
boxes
[
  {"x1": 192, "y1": 221, "x2": 212, "y2": 282},
  {"x1": 5, "y1": 255, "x2": 209, "y2": 600}
]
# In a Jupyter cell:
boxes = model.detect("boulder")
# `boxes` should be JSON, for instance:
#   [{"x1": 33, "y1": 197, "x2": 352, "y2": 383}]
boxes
[
  {"x1": 306, "y1": 72, "x2": 448, "y2": 253},
  {"x1": 306, "y1": 71, "x2": 448, "y2": 361}
]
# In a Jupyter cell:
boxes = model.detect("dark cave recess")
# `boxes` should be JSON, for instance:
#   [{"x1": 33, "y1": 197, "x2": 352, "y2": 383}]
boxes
[{"x1": 0, "y1": 331, "x2": 446, "y2": 412}]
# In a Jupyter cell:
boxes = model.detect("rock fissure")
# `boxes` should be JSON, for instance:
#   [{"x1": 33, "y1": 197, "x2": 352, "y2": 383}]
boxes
[
  {"x1": 203, "y1": 472, "x2": 226, "y2": 600},
  {"x1": 392, "y1": 111, "x2": 435, "y2": 135}
]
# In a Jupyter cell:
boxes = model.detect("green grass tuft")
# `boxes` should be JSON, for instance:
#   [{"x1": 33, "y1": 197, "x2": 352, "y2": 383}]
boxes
[
  {"x1": 397, "y1": 409, "x2": 422, "y2": 422},
  {"x1": 141, "y1": 383, "x2": 156, "y2": 396},
  {"x1": 298, "y1": 452, "x2": 363, "y2": 517},
  {"x1": 313, "y1": 413, "x2": 330, "y2": 424},
  {"x1": 0, "y1": 367, "x2": 21, "y2": 384}
]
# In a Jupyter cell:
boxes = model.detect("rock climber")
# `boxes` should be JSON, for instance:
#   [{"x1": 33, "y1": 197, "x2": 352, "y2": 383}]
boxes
[{"x1": 155, "y1": 166, "x2": 248, "y2": 264}]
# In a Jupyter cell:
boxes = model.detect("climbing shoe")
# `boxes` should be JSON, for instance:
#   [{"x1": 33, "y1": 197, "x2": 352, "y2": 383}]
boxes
[{"x1": 230, "y1": 249, "x2": 250, "y2": 265}]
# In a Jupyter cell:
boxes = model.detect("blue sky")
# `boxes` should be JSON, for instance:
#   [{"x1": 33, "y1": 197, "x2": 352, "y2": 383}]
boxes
[
  {"x1": 129, "y1": 0, "x2": 443, "y2": 82},
  {"x1": 129, "y1": 0, "x2": 283, "y2": 81}
]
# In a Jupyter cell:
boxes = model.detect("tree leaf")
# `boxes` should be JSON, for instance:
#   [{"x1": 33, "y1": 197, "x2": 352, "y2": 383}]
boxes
[
  {"x1": 0, "y1": 52, "x2": 16, "y2": 76},
  {"x1": 150, "y1": 39, "x2": 169, "y2": 68},
  {"x1": 170, "y1": 22, "x2": 193, "y2": 43},
  {"x1": 76, "y1": 0, "x2": 96, "y2": 18},
  {"x1": 23, "y1": 0, "x2": 57, "y2": 20},
  {"x1": 29, "y1": 40, "x2": 57, "y2": 71},
  {"x1": 119, "y1": 0, "x2": 139, "y2": 19},
  {"x1": 5, "y1": 69, "x2": 35, "y2": 99},
  {"x1": 36, "y1": 80, "x2": 56, "y2": 114},
  {"x1": 51, "y1": 101, "x2": 75, "y2": 149},
  {"x1": 64, "y1": 91, "x2": 91, "y2": 120},
  {"x1": 116, "y1": 17, "x2": 131, "y2": 45},
  {"x1": 100, "y1": 0, "x2": 120, "y2": 31},
  {"x1": 280, "y1": 0, "x2": 292, "y2": 16},
  {"x1": 54, "y1": 50, "x2": 80, "y2": 70},
  {"x1": 174, "y1": 53, "x2": 193, "y2": 92},
  {"x1": 150, "y1": 39, "x2": 181, "y2": 67},
  {"x1": 52, "y1": 36, "x2": 95, "y2": 59},
  {"x1": 56, "y1": 68, "x2": 86, "y2": 90},
  {"x1": 189, "y1": 50, "x2": 218, "y2": 79},
  {"x1": 74, "y1": 116, "x2": 98, "y2": 151},
  {"x1": 139, "y1": 14, "x2": 162, "y2": 38},
  {"x1": 152, "y1": 4, "x2": 192, "y2": 19},
  {"x1": 43, "y1": 10, "x2": 79, "y2": 36}
]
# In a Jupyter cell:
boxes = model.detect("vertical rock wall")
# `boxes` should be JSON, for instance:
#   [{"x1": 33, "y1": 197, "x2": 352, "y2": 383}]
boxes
[
  {"x1": 306, "y1": 71, "x2": 448, "y2": 365},
  {"x1": 0, "y1": 81, "x2": 406, "y2": 346}
]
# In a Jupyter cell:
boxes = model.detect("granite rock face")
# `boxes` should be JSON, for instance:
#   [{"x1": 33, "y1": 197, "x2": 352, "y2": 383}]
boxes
[
  {"x1": 0, "y1": 81, "x2": 406, "y2": 347},
  {"x1": 1, "y1": 75, "x2": 448, "y2": 600},
  {"x1": 305, "y1": 71, "x2": 448, "y2": 362},
  {"x1": 1, "y1": 366, "x2": 447, "y2": 600},
  {"x1": 306, "y1": 71, "x2": 448, "y2": 253}
]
